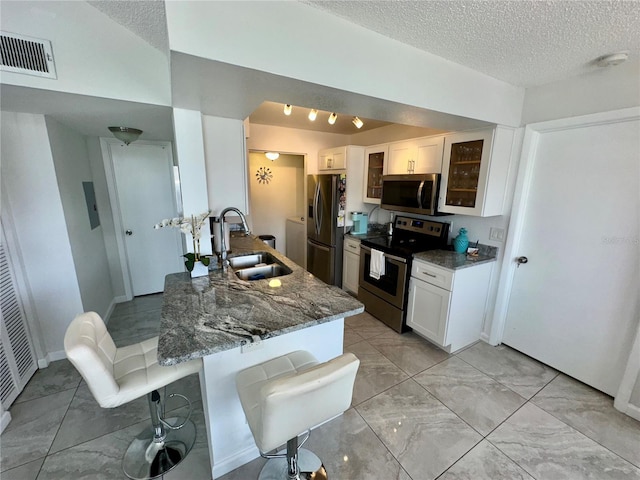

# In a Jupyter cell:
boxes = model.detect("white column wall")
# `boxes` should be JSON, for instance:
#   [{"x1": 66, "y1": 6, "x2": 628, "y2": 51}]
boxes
[{"x1": 0, "y1": 112, "x2": 84, "y2": 360}]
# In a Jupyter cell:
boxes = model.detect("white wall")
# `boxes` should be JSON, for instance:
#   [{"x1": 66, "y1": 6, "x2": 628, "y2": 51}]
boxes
[
  {"x1": 45, "y1": 117, "x2": 115, "y2": 318},
  {"x1": 522, "y1": 60, "x2": 640, "y2": 124},
  {"x1": 86, "y1": 137, "x2": 126, "y2": 299},
  {"x1": 350, "y1": 124, "x2": 449, "y2": 145},
  {"x1": 247, "y1": 123, "x2": 350, "y2": 176},
  {"x1": 165, "y1": 1, "x2": 524, "y2": 126},
  {"x1": 1, "y1": 112, "x2": 83, "y2": 360},
  {"x1": 248, "y1": 153, "x2": 304, "y2": 254},
  {"x1": 0, "y1": 1, "x2": 170, "y2": 105}
]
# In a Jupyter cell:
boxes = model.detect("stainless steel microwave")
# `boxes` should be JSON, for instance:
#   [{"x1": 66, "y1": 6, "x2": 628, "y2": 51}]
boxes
[{"x1": 381, "y1": 174, "x2": 442, "y2": 216}]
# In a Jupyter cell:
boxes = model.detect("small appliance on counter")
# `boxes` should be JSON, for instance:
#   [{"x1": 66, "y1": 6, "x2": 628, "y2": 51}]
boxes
[{"x1": 351, "y1": 212, "x2": 369, "y2": 234}]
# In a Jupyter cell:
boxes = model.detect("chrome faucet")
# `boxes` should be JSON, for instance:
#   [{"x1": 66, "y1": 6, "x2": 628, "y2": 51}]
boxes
[{"x1": 218, "y1": 207, "x2": 251, "y2": 268}]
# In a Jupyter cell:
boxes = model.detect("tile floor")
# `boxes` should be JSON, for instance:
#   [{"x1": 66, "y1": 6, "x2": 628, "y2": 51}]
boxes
[{"x1": 1, "y1": 294, "x2": 639, "y2": 479}]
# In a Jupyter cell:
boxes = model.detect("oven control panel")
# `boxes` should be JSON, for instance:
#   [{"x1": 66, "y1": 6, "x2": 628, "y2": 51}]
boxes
[{"x1": 394, "y1": 215, "x2": 448, "y2": 238}]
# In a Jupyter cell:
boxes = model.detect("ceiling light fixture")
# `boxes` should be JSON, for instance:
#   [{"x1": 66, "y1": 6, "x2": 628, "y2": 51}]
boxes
[
  {"x1": 283, "y1": 104, "x2": 292, "y2": 116},
  {"x1": 352, "y1": 116, "x2": 364, "y2": 129},
  {"x1": 596, "y1": 52, "x2": 629, "y2": 67},
  {"x1": 108, "y1": 126, "x2": 143, "y2": 145},
  {"x1": 308, "y1": 109, "x2": 318, "y2": 121},
  {"x1": 328, "y1": 113, "x2": 337, "y2": 125},
  {"x1": 265, "y1": 152, "x2": 280, "y2": 161}
]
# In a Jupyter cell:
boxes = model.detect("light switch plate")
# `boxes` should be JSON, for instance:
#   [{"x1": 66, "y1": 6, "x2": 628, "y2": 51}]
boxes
[{"x1": 489, "y1": 227, "x2": 506, "y2": 242}]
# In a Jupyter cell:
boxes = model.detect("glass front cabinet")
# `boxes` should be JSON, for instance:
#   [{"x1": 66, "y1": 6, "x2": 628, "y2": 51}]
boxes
[
  {"x1": 439, "y1": 127, "x2": 515, "y2": 217},
  {"x1": 363, "y1": 144, "x2": 389, "y2": 204}
]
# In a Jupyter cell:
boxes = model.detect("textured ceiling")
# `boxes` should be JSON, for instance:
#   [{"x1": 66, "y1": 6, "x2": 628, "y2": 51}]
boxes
[
  {"x1": 304, "y1": 0, "x2": 640, "y2": 88},
  {"x1": 87, "y1": 0, "x2": 168, "y2": 55}
]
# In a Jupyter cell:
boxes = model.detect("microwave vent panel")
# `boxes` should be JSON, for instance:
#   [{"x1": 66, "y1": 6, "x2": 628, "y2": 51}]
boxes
[{"x1": 0, "y1": 31, "x2": 57, "y2": 79}]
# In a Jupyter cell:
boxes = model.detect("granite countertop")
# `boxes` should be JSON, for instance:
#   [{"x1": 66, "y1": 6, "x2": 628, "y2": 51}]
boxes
[
  {"x1": 157, "y1": 235, "x2": 364, "y2": 366},
  {"x1": 413, "y1": 244, "x2": 498, "y2": 271}
]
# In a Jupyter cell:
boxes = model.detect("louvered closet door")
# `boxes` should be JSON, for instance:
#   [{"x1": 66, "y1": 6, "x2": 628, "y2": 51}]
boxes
[{"x1": 0, "y1": 234, "x2": 37, "y2": 408}]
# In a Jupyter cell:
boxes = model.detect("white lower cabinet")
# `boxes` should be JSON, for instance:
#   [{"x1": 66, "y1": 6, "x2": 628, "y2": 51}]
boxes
[
  {"x1": 342, "y1": 237, "x2": 361, "y2": 294},
  {"x1": 406, "y1": 259, "x2": 493, "y2": 352}
]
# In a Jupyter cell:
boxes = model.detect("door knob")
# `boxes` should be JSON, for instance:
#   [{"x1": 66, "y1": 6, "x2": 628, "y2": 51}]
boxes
[
  {"x1": 516, "y1": 256, "x2": 528, "y2": 267},
  {"x1": 125, "y1": 230, "x2": 133, "y2": 236}
]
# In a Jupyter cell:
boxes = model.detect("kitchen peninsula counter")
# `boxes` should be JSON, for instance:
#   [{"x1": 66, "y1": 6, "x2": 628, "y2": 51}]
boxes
[
  {"x1": 157, "y1": 235, "x2": 363, "y2": 479},
  {"x1": 158, "y1": 234, "x2": 363, "y2": 366}
]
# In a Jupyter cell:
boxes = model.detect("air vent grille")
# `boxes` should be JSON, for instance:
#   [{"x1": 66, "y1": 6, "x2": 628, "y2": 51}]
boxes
[{"x1": 0, "y1": 31, "x2": 57, "y2": 79}]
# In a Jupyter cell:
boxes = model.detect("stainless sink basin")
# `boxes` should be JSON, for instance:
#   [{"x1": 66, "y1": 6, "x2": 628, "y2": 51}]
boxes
[
  {"x1": 235, "y1": 264, "x2": 292, "y2": 281},
  {"x1": 228, "y1": 252, "x2": 280, "y2": 269},
  {"x1": 229, "y1": 252, "x2": 292, "y2": 281}
]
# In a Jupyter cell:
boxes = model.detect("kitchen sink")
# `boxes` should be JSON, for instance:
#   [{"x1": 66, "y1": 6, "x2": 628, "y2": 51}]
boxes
[
  {"x1": 235, "y1": 264, "x2": 292, "y2": 281},
  {"x1": 229, "y1": 252, "x2": 292, "y2": 281},
  {"x1": 228, "y1": 252, "x2": 280, "y2": 269}
]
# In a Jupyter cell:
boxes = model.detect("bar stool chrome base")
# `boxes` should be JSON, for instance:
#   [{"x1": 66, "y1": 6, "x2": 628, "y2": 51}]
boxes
[
  {"x1": 122, "y1": 417, "x2": 196, "y2": 480},
  {"x1": 259, "y1": 449, "x2": 328, "y2": 480}
]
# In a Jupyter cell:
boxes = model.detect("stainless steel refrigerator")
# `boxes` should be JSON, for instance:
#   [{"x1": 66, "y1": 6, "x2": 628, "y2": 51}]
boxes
[{"x1": 307, "y1": 174, "x2": 346, "y2": 287}]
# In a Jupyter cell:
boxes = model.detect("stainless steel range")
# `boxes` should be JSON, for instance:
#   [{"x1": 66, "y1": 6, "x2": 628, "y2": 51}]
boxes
[{"x1": 358, "y1": 215, "x2": 449, "y2": 333}]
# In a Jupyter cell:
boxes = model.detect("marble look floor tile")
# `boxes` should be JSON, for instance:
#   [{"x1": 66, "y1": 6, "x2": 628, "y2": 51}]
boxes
[
  {"x1": 532, "y1": 374, "x2": 640, "y2": 466},
  {"x1": 305, "y1": 408, "x2": 411, "y2": 479},
  {"x1": 414, "y1": 357, "x2": 526, "y2": 436},
  {"x1": 49, "y1": 384, "x2": 151, "y2": 454},
  {"x1": 488, "y1": 403, "x2": 640, "y2": 479},
  {"x1": 439, "y1": 440, "x2": 534, "y2": 480},
  {"x1": 457, "y1": 342, "x2": 557, "y2": 398},
  {"x1": 344, "y1": 339, "x2": 379, "y2": 356},
  {"x1": 110, "y1": 293, "x2": 163, "y2": 317},
  {"x1": 37, "y1": 420, "x2": 142, "y2": 479},
  {"x1": 368, "y1": 331, "x2": 450, "y2": 376},
  {"x1": 107, "y1": 308, "x2": 161, "y2": 346},
  {"x1": 344, "y1": 312, "x2": 393, "y2": 339},
  {"x1": 218, "y1": 456, "x2": 267, "y2": 480},
  {"x1": 0, "y1": 457, "x2": 44, "y2": 480},
  {"x1": 348, "y1": 351, "x2": 409, "y2": 406},
  {"x1": 343, "y1": 327, "x2": 364, "y2": 347},
  {"x1": 14, "y1": 359, "x2": 82, "y2": 404},
  {"x1": 357, "y1": 379, "x2": 482, "y2": 480},
  {"x1": 0, "y1": 389, "x2": 74, "y2": 471}
]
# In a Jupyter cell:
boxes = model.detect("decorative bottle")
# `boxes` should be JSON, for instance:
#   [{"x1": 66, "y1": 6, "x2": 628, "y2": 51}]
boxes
[{"x1": 453, "y1": 228, "x2": 469, "y2": 253}]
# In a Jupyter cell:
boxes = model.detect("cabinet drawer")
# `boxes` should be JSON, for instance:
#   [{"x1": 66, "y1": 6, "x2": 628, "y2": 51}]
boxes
[
  {"x1": 344, "y1": 237, "x2": 361, "y2": 255},
  {"x1": 411, "y1": 261, "x2": 453, "y2": 290}
]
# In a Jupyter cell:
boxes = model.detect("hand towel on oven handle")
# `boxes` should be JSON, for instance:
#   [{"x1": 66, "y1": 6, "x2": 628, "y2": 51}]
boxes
[{"x1": 369, "y1": 248, "x2": 386, "y2": 280}]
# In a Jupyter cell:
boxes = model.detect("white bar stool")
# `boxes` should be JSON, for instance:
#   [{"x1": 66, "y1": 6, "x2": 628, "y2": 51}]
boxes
[
  {"x1": 64, "y1": 311, "x2": 202, "y2": 479},
  {"x1": 236, "y1": 350, "x2": 359, "y2": 480}
]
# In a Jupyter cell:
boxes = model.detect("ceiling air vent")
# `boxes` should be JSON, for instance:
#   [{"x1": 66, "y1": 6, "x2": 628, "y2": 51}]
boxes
[{"x1": 0, "y1": 31, "x2": 57, "y2": 79}]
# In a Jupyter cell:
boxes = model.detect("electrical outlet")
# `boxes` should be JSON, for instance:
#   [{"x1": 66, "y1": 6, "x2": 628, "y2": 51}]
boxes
[
  {"x1": 489, "y1": 227, "x2": 505, "y2": 242},
  {"x1": 241, "y1": 338, "x2": 263, "y2": 353}
]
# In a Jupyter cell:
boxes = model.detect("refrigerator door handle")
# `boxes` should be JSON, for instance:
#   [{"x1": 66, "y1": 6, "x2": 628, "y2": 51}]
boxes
[
  {"x1": 314, "y1": 183, "x2": 322, "y2": 235},
  {"x1": 307, "y1": 238, "x2": 331, "y2": 252}
]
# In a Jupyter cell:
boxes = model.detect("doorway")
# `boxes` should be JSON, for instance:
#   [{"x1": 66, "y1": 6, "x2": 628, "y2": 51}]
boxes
[
  {"x1": 102, "y1": 140, "x2": 184, "y2": 297},
  {"x1": 498, "y1": 109, "x2": 639, "y2": 396},
  {"x1": 248, "y1": 152, "x2": 305, "y2": 260}
]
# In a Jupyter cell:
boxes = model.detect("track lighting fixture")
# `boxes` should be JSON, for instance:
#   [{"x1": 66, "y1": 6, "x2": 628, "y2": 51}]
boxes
[
  {"x1": 352, "y1": 116, "x2": 363, "y2": 129},
  {"x1": 283, "y1": 104, "x2": 292, "y2": 116},
  {"x1": 308, "y1": 109, "x2": 318, "y2": 121},
  {"x1": 328, "y1": 113, "x2": 337, "y2": 125}
]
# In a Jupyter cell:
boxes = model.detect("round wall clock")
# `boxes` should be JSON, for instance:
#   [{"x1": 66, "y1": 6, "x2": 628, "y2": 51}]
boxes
[{"x1": 256, "y1": 166, "x2": 273, "y2": 184}]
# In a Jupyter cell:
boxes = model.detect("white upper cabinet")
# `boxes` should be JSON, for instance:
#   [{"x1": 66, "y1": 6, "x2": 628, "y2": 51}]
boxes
[
  {"x1": 318, "y1": 146, "x2": 346, "y2": 171},
  {"x1": 362, "y1": 144, "x2": 388, "y2": 204},
  {"x1": 388, "y1": 136, "x2": 444, "y2": 174},
  {"x1": 439, "y1": 127, "x2": 515, "y2": 217}
]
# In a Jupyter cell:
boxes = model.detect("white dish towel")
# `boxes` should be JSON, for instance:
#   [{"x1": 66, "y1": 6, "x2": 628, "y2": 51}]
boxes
[{"x1": 369, "y1": 249, "x2": 386, "y2": 280}]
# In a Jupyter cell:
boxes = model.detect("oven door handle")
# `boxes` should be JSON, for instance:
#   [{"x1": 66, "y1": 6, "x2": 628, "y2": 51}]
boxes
[
  {"x1": 360, "y1": 245, "x2": 407, "y2": 264},
  {"x1": 417, "y1": 180, "x2": 425, "y2": 208}
]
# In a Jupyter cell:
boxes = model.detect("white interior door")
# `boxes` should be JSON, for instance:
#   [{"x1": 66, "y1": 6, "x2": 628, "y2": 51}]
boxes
[
  {"x1": 503, "y1": 115, "x2": 639, "y2": 396},
  {"x1": 111, "y1": 143, "x2": 184, "y2": 296}
]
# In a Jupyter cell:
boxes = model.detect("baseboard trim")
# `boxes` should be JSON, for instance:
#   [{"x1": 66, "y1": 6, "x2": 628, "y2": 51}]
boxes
[
  {"x1": 212, "y1": 445, "x2": 260, "y2": 478},
  {"x1": 1, "y1": 410, "x2": 12, "y2": 433}
]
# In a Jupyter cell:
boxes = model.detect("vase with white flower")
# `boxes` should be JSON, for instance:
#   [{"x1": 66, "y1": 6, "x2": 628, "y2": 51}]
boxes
[{"x1": 154, "y1": 211, "x2": 211, "y2": 277}]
